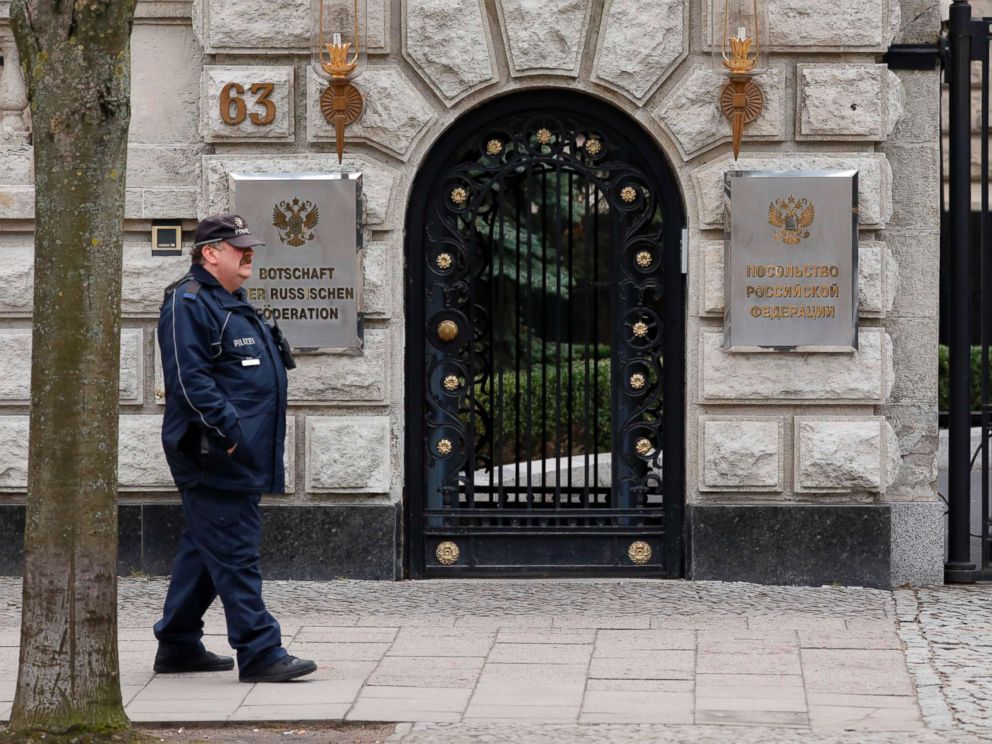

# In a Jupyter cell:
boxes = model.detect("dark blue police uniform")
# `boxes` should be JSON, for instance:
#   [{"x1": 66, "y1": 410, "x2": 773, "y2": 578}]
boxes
[{"x1": 154, "y1": 262, "x2": 289, "y2": 677}]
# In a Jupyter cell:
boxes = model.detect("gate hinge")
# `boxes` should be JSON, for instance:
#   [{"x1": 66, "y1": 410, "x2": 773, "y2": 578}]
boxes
[
  {"x1": 882, "y1": 41, "x2": 944, "y2": 70},
  {"x1": 680, "y1": 229, "x2": 688, "y2": 275}
]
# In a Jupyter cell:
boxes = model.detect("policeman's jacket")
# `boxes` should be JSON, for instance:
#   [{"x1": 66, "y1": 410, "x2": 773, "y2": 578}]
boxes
[{"x1": 158, "y1": 263, "x2": 288, "y2": 494}]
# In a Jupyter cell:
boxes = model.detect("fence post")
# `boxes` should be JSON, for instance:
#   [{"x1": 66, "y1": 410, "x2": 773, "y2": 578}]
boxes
[{"x1": 946, "y1": 0, "x2": 978, "y2": 583}]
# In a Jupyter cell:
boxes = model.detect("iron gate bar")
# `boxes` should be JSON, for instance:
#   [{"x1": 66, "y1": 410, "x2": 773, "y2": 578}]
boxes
[
  {"x1": 980, "y1": 17, "x2": 992, "y2": 575},
  {"x1": 946, "y1": 0, "x2": 978, "y2": 583},
  {"x1": 943, "y1": 2, "x2": 992, "y2": 582}
]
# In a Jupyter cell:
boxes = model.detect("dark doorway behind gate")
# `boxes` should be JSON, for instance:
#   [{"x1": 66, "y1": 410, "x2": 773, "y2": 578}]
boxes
[{"x1": 404, "y1": 91, "x2": 685, "y2": 577}]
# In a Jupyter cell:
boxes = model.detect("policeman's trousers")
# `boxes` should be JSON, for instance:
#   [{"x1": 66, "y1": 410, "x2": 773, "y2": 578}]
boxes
[{"x1": 154, "y1": 487, "x2": 287, "y2": 674}]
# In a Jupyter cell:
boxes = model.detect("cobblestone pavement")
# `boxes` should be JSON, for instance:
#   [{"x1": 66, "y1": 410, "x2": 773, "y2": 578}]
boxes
[{"x1": 0, "y1": 578, "x2": 990, "y2": 742}]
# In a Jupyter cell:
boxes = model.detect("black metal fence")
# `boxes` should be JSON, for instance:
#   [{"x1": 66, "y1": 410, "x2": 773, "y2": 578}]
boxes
[{"x1": 942, "y1": 0, "x2": 992, "y2": 582}]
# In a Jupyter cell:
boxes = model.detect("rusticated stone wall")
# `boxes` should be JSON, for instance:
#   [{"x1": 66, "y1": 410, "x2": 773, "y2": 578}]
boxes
[{"x1": 0, "y1": 0, "x2": 945, "y2": 584}]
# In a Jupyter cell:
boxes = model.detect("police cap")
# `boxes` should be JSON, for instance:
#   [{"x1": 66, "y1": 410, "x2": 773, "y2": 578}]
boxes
[{"x1": 194, "y1": 212, "x2": 264, "y2": 250}]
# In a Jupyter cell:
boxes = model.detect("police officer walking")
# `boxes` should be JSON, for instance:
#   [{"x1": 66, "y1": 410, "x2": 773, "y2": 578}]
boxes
[{"x1": 153, "y1": 213, "x2": 316, "y2": 683}]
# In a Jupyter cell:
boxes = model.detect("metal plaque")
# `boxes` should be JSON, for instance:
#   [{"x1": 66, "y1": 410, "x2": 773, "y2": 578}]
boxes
[
  {"x1": 724, "y1": 170, "x2": 859, "y2": 352},
  {"x1": 231, "y1": 172, "x2": 363, "y2": 353}
]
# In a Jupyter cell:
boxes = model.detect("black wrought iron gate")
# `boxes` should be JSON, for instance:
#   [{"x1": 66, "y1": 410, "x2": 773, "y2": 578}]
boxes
[
  {"x1": 939, "y1": 1, "x2": 992, "y2": 582},
  {"x1": 405, "y1": 91, "x2": 685, "y2": 577}
]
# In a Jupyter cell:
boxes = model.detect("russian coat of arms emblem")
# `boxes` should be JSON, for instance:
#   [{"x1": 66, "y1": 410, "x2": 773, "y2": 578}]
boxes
[
  {"x1": 768, "y1": 195, "x2": 815, "y2": 245},
  {"x1": 272, "y1": 197, "x2": 320, "y2": 247}
]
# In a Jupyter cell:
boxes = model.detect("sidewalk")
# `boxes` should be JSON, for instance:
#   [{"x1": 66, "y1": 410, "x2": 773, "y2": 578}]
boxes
[{"x1": 0, "y1": 577, "x2": 989, "y2": 742}]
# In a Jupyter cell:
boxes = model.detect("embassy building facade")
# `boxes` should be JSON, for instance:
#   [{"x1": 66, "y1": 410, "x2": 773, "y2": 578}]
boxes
[{"x1": 0, "y1": 0, "x2": 947, "y2": 587}]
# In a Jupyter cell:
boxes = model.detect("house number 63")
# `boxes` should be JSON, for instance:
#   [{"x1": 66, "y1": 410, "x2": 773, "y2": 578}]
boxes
[{"x1": 219, "y1": 82, "x2": 276, "y2": 126}]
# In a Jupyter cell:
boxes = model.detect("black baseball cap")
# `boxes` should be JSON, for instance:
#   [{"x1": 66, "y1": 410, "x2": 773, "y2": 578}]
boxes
[{"x1": 194, "y1": 212, "x2": 264, "y2": 250}]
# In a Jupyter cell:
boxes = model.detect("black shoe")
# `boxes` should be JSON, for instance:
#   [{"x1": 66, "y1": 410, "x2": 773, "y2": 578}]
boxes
[
  {"x1": 153, "y1": 647, "x2": 235, "y2": 674},
  {"x1": 239, "y1": 655, "x2": 317, "y2": 683}
]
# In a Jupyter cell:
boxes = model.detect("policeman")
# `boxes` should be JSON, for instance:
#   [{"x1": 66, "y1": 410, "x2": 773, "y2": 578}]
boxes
[{"x1": 152, "y1": 213, "x2": 316, "y2": 683}]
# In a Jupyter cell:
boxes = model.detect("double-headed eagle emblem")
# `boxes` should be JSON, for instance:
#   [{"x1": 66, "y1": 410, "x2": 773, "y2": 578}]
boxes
[
  {"x1": 768, "y1": 195, "x2": 815, "y2": 245},
  {"x1": 273, "y1": 197, "x2": 319, "y2": 247}
]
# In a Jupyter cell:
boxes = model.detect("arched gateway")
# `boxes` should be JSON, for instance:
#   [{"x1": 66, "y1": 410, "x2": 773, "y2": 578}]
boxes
[{"x1": 405, "y1": 91, "x2": 686, "y2": 577}]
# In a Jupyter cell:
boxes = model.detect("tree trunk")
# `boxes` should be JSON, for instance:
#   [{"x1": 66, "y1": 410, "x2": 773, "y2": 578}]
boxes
[{"x1": 9, "y1": 0, "x2": 136, "y2": 733}]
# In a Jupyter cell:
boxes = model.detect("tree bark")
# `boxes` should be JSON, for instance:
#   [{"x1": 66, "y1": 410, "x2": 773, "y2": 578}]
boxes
[{"x1": 9, "y1": 0, "x2": 136, "y2": 733}]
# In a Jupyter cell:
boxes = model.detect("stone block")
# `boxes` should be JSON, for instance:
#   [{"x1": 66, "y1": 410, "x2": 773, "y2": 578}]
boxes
[
  {"x1": 403, "y1": 0, "x2": 497, "y2": 105},
  {"x1": 289, "y1": 328, "x2": 388, "y2": 403},
  {"x1": 199, "y1": 0, "x2": 388, "y2": 53},
  {"x1": 0, "y1": 186, "x2": 34, "y2": 219},
  {"x1": 700, "y1": 329, "x2": 893, "y2": 403},
  {"x1": 203, "y1": 0, "x2": 309, "y2": 52},
  {"x1": 0, "y1": 328, "x2": 143, "y2": 404},
  {"x1": 363, "y1": 241, "x2": 392, "y2": 317},
  {"x1": 0, "y1": 245, "x2": 33, "y2": 316},
  {"x1": 886, "y1": 316, "x2": 938, "y2": 405},
  {"x1": 306, "y1": 415, "x2": 391, "y2": 493},
  {"x1": 203, "y1": 154, "x2": 401, "y2": 228},
  {"x1": 703, "y1": 0, "x2": 895, "y2": 51},
  {"x1": 699, "y1": 240, "x2": 891, "y2": 318},
  {"x1": 889, "y1": 501, "x2": 944, "y2": 586},
  {"x1": 201, "y1": 66, "x2": 295, "y2": 143},
  {"x1": 495, "y1": 0, "x2": 591, "y2": 77},
  {"x1": 2, "y1": 243, "x2": 181, "y2": 318},
  {"x1": 894, "y1": 0, "x2": 940, "y2": 45},
  {"x1": 858, "y1": 241, "x2": 886, "y2": 316},
  {"x1": 691, "y1": 153, "x2": 893, "y2": 229},
  {"x1": 889, "y1": 71, "x2": 939, "y2": 145},
  {"x1": 0, "y1": 415, "x2": 28, "y2": 490},
  {"x1": 306, "y1": 68, "x2": 435, "y2": 160},
  {"x1": 0, "y1": 145, "x2": 31, "y2": 184},
  {"x1": 118, "y1": 414, "x2": 296, "y2": 492},
  {"x1": 884, "y1": 403, "x2": 938, "y2": 502},
  {"x1": 885, "y1": 229, "x2": 936, "y2": 320},
  {"x1": 123, "y1": 244, "x2": 192, "y2": 317},
  {"x1": 118, "y1": 415, "x2": 174, "y2": 490},
  {"x1": 699, "y1": 239, "x2": 723, "y2": 315},
  {"x1": 130, "y1": 24, "x2": 202, "y2": 145},
  {"x1": 884, "y1": 142, "x2": 941, "y2": 230},
  {"x1": 795, "y1": 417, "x2": 901, "y2": 493},
  {"x1": 140, "y1": 188, "x2": 198, "y2": 219},
  {"x1": 797, "y1": 64, "x2": 895, "y2": 141},
  {"x1": 127, "y1": 144, "x2": 201, "y2": 187},
  {"x1": 591, "y1": 0, "x2": 686, "y2": 103},
  {"x1": 689, "y1": 504, "x2": 892, "y2": 588},
  {"x1": 654, "y1": 64, "x2": 785, "y2": 159},
  {"x1": 700, "y1": 417, "x2": 783, "y2": 491}
]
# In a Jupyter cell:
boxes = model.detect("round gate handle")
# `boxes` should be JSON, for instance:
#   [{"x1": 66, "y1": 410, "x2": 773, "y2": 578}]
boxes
[{"x1": 437, "y1": 320, "x2": 459, "y2": 342}]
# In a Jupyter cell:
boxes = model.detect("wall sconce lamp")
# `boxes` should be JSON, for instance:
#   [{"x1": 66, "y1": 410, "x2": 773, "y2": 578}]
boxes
[
  {"x1": 712, "y1": 0, "x2": 767, "y2": 159},
  {"x1": 311, "y1": 0, "x2": 366, "y2": 163}
]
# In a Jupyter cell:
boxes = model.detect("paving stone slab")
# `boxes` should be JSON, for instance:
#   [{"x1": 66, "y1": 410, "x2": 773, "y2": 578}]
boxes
[
  {"x1": 588, "y1": 652, "x2": 694, "y2": 680},
  {"x1": 799, "y1": 631, "x2": 903, "y2": 650},
  {"x1": 696, "y1": 652, "x2": 802, "y2": 675},
  {"x1": 389, "y1": 629, "x2": 495, "y2": 657},
  {"x1": 285, "y1": 641, "x2": 391, "y2": 661},
  {"x1": 695, "y1": 709, "x2": 809, "y2": 727},
  {"x1": 801, "y1": 649, "x2": 915, "y2": 695},
  {"x1": 489, "y1": 642, "x2": 593, "y2": 664},
  {"x1": 294, "y1": 627, "x2": 399, "y2": 643},
  {"x1": 808, "y1": 705, "x2": 924, "y2": 732},
  {"x1": 497, "y1": 628, "x2": 596, "y2": 644},
  {"x1": 596, "y1": 629, "x2": 696, "y2": 651},
  {"x1": 652, "y1": 615, "x2": 749, "y2": 630},
  {"x1": 136, "y1": 676, "x2": 248, "y2": 700},
  {"x1": 463, "y1": 704, "x2": 580, "y2": 722},
  {"x1": 369, "y1": 656, "x2": 485, "y2": 688},
  {"x1": 230, "y1": 703, "x2": 351, "y2": 721},
  {"x1": 240, "y1": 678, "x2": 363, "y2": 705}
]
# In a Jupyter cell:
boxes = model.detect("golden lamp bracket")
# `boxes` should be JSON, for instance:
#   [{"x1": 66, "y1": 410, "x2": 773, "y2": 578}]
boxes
[
  {"x1": 319, "y1": 41, "x2": 364, "y2": 163},
  {"x1": 313, "y1": 0, "x2": 367, "y2": 163},
  {"x1": 716, "y1": 1, "x2": 766, "y2": 160}
]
